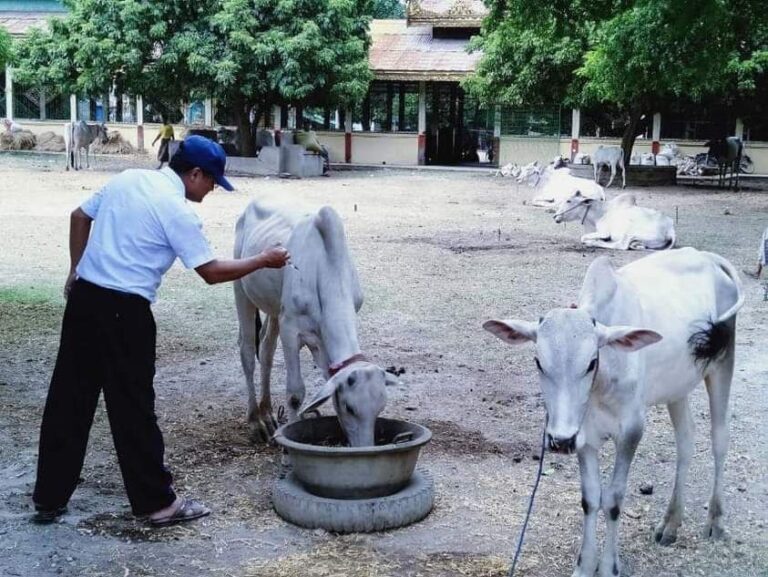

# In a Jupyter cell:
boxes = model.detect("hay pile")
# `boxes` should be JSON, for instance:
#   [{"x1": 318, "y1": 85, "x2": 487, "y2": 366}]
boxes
[
  {"x1": 90, "y1": 130, "x2": 135, "y2": 154},
  {"x1": 0, "y1": 130, "x2": 37, "y2": 151},
  {"x1": 35, "y1": 131, "x2": 66, "y2": 152}
]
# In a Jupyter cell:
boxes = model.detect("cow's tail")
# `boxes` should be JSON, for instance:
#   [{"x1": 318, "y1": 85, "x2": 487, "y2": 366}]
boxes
[
  {"x1": 661, "y1": 224, "x2": 676, "y2": 250},
  {"x1": 315, "y1": 206, "x2": 349, "y2": 263},
  {"x1": 688, "y1": 252, "x2": 744, "y2": 367},
  {"x1": 709, "y1": 252, "x2": 745, "y2": 324}
]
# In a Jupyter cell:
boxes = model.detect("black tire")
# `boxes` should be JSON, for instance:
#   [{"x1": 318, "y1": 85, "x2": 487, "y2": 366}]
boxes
[{"x1": 272, "y1": 470, "x2": 435, "y2": 532}]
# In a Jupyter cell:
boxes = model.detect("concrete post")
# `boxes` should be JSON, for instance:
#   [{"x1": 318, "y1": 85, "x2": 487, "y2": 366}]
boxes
[
  {"x1": 652, "y1": 112, "x2": 661, "y2": 154},
  {"x1": 571, "y1": 108, "x2": 581, "y2": 159},
  {"x1": 735, "y1": 118, "x2": 744, "y2": 140},
  {"x1": 272, "y1": 104, "x2": 282, "y2": 145},
  {"x1": 136, "y1": 95, "x2": 145, "y2": 152},
  {"x1": 344, "y1": 107, "x2": 352, "y2": 163},
  {"x1": 417, "y1": 81, "x2": 426, "y2": 165},
  {"x1": 492, "y1": 105, "x2": 502, "y2": 165},
  {"x1": 39, "y1": 88, "x2": 46, "y2": 120},
  {"x1": 70, "y1": 94, "x2": 77, "y2": 122},
  {"x1": 204, "y1": 98, "x2": 213, "y2": 126},
  {"x1": 5, "y1": 66, "x2": 13, "y2": 120}
]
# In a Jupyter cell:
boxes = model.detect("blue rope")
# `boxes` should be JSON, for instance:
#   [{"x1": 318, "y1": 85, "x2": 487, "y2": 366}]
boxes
[{"x1": 508, "y1": 416, "x2": 548, "y2": 577}]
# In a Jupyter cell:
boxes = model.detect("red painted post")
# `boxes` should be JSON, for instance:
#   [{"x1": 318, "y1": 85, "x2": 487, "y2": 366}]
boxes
[{"x1": 418, "y1": 133, "x2": 426, "y2": 165}]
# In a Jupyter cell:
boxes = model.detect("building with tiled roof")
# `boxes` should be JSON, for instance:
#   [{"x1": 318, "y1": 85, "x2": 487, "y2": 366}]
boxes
[{"x1": 0, "y1": 0, "x2": 63, "y2": 36}]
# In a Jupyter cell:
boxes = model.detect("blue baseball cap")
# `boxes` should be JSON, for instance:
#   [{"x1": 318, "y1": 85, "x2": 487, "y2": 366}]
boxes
[{"x1": 176, "y1": 135, "x2": 234, "y2": 191}]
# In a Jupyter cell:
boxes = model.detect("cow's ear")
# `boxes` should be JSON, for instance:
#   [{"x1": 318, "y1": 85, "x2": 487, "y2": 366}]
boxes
[
  {"x1": 597, "y1": 324, "x2": 662, "y2": 351},
  {"x1": 299, "y1": 378, "x2": 338, "y2": 415},
  {"x1": 483, "y1": 319, "x2": 537, "y2": 345}
]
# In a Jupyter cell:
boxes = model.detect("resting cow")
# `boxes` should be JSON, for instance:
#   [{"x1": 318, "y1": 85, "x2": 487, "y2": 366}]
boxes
[
  {"x1": 64, "y1": 121, "x2": 109, "y2": 171},
  {"x1": 233, "y1": 201, "x2": 398, "y2": 446},
  {"x1": 517, "y1": 159, "x2": 605, "y2": 209},
  {"x1": 483, "y1": 248, "x2": 744, "y2": 577},
  {"x1": 553, "y1": 190, "x2": 675, "y2": 250}
]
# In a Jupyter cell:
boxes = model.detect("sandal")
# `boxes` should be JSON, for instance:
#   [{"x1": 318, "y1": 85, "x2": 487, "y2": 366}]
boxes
[
  {"x1": 149, "y1": 497, "x2": 210, "y2": 528},
  {"x1": 32, "y1": 506, "x2": 67, "y2": 525}
]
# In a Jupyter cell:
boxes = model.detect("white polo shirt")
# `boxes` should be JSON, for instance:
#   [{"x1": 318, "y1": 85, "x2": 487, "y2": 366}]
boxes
[{"x1": 76, "y1": 167, "x2": 215, "y2": 302}]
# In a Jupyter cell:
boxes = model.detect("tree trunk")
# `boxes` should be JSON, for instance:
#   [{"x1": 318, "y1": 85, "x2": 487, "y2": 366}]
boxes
[
  {"x1": 234, "y1": 97, "x2": 256, "y2": 157},
  {"x1": 620, "y1": 108, "x2": 643, "y2": 167}
]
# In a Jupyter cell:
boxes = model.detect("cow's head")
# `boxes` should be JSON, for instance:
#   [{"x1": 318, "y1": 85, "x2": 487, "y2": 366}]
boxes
[
  {"x1": 298, "y1": 362, "x2": 400, "y2": 446},
  {"x1": 516, "y1": 161, "x2": 540, "y2": 185},
  {"x1": 553, "y1": 190, "x2": 592, "y2": 224},
  {"x1": 483, "y1": 308, "x2": 661, "y2": 454},
  {"x1": 97, "y1": 124, "x2": 109, "y2": 144}
]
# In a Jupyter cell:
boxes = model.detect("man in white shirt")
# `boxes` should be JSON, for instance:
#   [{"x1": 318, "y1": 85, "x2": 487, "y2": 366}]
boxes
[{"x1": 33, "y1": 136, "x2": 290, "y2": 527}]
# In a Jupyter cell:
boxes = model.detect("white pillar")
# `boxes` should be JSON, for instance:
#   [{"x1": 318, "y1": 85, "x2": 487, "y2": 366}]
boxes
[
  {"x1": 417, "y1": 81, "x2": 427, "y2": 165},
  {"x1": 493, "y1": 105, "x2": 501, "y2": 138},
  {"x1": 69, "y1": 94, "x2": 77, "y2": 122},
  {"x1": 571, "y1": 108, "x2": 581, "y2": 140},
  {"x1": 288, "y1": 107, "x2": 296, "y2": 129},
  {"x1": 652, "y1": 112, "x2": 661, "y2": 142},
  {"x1": 204, "y1": 98, "x2": 213, "y2": 126},
  {"x1": 735, "y1": 118, "x2": 744, "y2": 140},
  {"x1": 272, "y1": 105, "x2": 281, "y2": 130},
  {"x1": 417, "y1": 81, "x2": 426, "y2": 134},
  {"x1": 5, "y1": 66, "x2": 13, "y2": 120},
  {"x1": 135, "y1": 95, "x2": 145, "y2": 152}
]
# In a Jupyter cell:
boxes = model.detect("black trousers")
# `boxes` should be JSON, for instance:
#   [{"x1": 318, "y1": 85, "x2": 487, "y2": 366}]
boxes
[{"x1": 33, "y1": 279, "x2": 176, "y2": 516}]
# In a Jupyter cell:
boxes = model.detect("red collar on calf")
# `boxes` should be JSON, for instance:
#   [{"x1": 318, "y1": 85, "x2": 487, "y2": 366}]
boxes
[{"x1": 328, "y1": 353, "x2": 367, "y2": 377}]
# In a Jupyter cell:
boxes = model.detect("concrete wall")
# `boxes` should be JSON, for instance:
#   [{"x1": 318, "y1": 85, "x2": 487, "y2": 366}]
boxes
[
  {"x1": 501, "y1": 135, "x2": 768, "y2": 174},
  {"x1": 11, "y1": 120, "x2": 768, "y2": 174},
  {"x1": 315, "y1": 131, "x2": 346, "y2": 163},
  {"x1": 499, "y1": 137, "x2": 562, "y2": 166},
  {"x1": 350, "y1": 132, "x2": 419, "y2": 166},
  {"x1": 11, "y1": 119, "x2": 161, "y2": 154}
]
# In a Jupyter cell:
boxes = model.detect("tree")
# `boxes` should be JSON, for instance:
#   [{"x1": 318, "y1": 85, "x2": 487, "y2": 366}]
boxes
[
  {"x1": 0, "y1": 28, "x2": 10, "y2": 71},
  {"x1": 13, "y1": 0, "x2": 373, "y2": 156},
  {"x1": 466, "y1": 0, "x2": 768, "y2": 163},
  {"x1": 370, "y1": 0, "x2": 404, "y2": 19}
]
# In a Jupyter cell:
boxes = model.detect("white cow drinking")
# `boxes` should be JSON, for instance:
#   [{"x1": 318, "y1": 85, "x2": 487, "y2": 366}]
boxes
[
  {"x1": 233, "y1": 200, "x2": 398, "y2": 446},
  {"x1": 483, "y1": 248, "x2": 744, "y2": 577}
]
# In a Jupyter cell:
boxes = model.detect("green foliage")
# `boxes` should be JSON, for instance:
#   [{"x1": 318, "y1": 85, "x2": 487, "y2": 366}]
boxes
[
  {"x1": 0, "y1": 27, "x2": 10, "y2": 70},
  {"x1": 12, "y1": 0, "x2": 373, "y2": 154},
  {"x1": 577, "y1": 1, "x2": 732, "y2": 111},
  {"x1": 467, "y1": 0, "x2": 768, "y2": 155},
  {"x1": 370, "y1": 0, "x2": 404, "y2": 19}
]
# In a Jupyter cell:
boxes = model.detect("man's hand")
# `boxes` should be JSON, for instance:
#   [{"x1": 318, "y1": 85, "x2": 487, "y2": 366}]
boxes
[
  {"x1": 260, "y1": 247, "x2": 291, "y2": 269},
  {"x1": 64, "y1": 270, "x2": 77, "y2": 299}
]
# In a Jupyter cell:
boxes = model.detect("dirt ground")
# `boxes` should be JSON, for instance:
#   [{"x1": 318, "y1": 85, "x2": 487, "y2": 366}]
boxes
[{"x1": 0, "y1": 152, "x2": 766, "y2": 577}]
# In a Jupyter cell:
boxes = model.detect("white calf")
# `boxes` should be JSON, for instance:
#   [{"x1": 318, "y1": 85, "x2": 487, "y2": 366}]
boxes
[
  {"x1": 484, "y1": 248, "x2": 744, "y2": 576},
  {"x1": 593, "y1": 145, "x2": 626, "y2": 188},
  {"x1": 553, "y1": 190, "x2": 675, "y2": 250},
  {"x1": 233, "y1": 201, "x2": 398, "y2": 446}
]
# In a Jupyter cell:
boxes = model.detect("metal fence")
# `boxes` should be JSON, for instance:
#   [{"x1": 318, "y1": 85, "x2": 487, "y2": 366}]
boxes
[
  {"x1": 501, "y1": 107, "x2": 562, "y2": 137},
  {"x1": 12, "y1": 85, "x2": 42, "y2": 119}
]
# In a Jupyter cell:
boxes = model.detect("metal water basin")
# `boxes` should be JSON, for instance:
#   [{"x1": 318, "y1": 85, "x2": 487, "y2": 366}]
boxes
[{"x1": 273, "y1": 417, "x2": 432, "y2": 499}]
